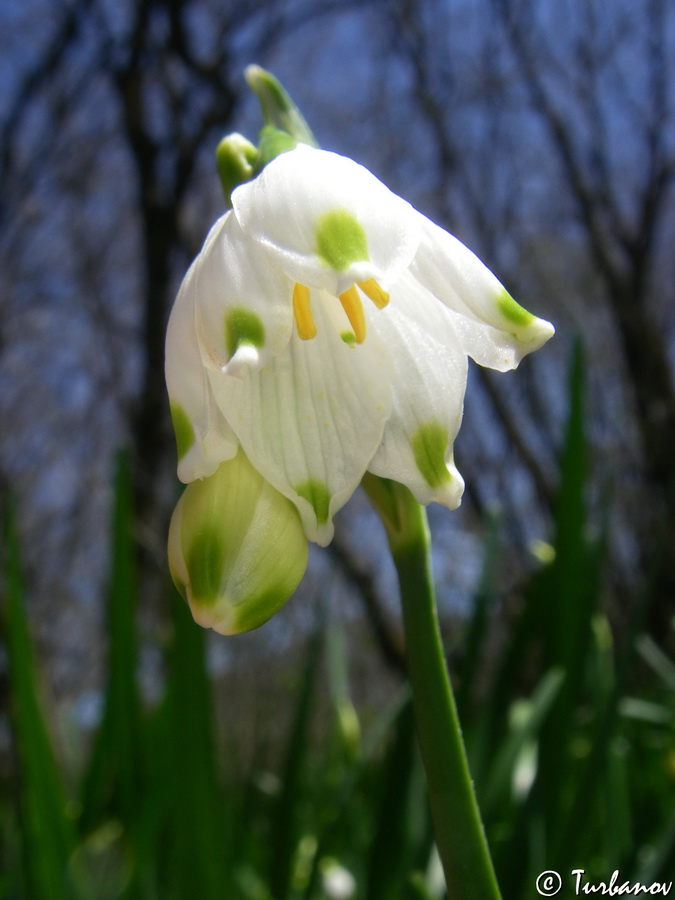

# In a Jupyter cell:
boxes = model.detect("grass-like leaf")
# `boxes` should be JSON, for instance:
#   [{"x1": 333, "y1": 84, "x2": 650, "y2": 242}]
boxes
[
  {"x1": 159, "y1": 589, "x2": 233, "y2": 899},
  {"x1": 2, "y1": 499, "x2": 76, "y2": 899}
]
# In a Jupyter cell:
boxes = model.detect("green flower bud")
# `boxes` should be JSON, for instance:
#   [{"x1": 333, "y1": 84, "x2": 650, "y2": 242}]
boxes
[
  {"x1": 168, "y1": 449, "x2": 308, "y2": 634},
  {"x1": 216, "y1": 133, "x2": 259, "y2": 208}
]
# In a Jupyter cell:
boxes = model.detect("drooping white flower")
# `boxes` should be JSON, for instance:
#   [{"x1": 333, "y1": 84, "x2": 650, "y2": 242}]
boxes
[{"x1": 166, "y1": 144, "x2": 554, "y2": 546}]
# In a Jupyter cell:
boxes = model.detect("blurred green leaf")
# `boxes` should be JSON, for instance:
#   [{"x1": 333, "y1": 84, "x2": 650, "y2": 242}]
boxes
[
  {"x1": 480, "y1": 667, "x2": 565, "y2": 817},
  {"x1": 364, "y1": 699, "x2": 417, "y2": 900},
  {"x1": 80, "y1": 454, "x2": 145, "y2": 832},
  {"x1": 457, "y1": 512, "x2": 501, "y2": 721},
  {"x1": 2, "y1": 341, "x2": 674, "y2": 899},
  {"x1": 269, "y1": 626, "x2": 323, "y2": 900},
  {"x1": 2, "y1": 498, "x2": 76, "y2": 899},
  {"x1": 160, "y1": 589, "x2": 233, "y2": 899},
  {"x1": 636, "y1": 635, "x2": 675, "y2": 692},
  {"x1": 405, "y1": 870, "x2": 438, "y2": 900}
]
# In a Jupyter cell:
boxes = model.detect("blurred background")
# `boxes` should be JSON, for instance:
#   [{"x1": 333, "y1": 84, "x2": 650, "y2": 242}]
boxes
[{"x1": 1, "y1": 0, "x2": 674, "y2": 897}]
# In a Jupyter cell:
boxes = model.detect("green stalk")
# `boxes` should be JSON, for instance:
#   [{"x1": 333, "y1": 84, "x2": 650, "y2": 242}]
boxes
[{"x1": 363, "y1": 476, "x2": 502, "y2": 900}]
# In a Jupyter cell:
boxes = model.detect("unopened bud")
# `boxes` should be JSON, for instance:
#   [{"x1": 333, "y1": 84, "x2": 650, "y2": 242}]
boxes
[
  {"x1": 216, "y1": 133, "x2": 259, "y2": 207},
  {"x1": 168, "y1": 449, "x2": 308, "y2": 634}
]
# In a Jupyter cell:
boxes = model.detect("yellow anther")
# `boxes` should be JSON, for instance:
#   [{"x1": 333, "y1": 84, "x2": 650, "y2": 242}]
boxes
[
  {"x1": 292, "y1": 283, "x2": 317, "y2": 340},
  {"x1": 357, "y1": 278, "x2": 390, "y2": 309},
  {"x1": 338, "y1": 285, "x2": 366, "y2": 344}
]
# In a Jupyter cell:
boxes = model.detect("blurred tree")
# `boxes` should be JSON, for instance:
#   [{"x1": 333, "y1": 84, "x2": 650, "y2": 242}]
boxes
[
  {"x1": 1, "y1": 0, "x2": 673, "y2": 701},
  {"x1": 492, "y1": 0, "x2": 675, "y2": 638},
  {"x1": 372, "y1": 0, "x2": 675, "y2": 641},
  {"x1": 0, "y1": 0, "x2": 391, "y2": 686}
]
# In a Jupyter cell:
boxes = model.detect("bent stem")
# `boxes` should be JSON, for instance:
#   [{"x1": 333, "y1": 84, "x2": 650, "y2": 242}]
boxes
[{"x1": 363, "y1": 475, "x2": 502, "y2": 900}]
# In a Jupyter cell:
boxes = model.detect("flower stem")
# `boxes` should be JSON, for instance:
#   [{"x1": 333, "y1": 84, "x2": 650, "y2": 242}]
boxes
[{"x1": 363, "y1": 476, "x2": 502, "y2": 900}]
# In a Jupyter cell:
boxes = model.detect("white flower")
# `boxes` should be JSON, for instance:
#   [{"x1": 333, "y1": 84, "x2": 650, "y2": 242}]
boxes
[{"x1": 166, "y1": 145, "x2": 554, "y2": 546}]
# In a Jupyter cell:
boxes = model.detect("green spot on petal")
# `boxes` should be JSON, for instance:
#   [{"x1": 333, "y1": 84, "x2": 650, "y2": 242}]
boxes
[
  {"x1": 295, "y1": 479, "x2": 331, "y2": 525},
  {"x1": 170, "y1": 403, "x2": 195, "y2": 462},
  {"x1": 225, "y1": 307, "x2": 265, "y2": 359},
  {"x1": 340, "y1": 331, "x2": 356, "y2": 347},
  {"x1": 412, "y1": 422, "x2": 452, "y2": 489},
  {"x1": 185, "y1": 527, "x2": 226, "y2": 605},
  {"x1": 497, "y1": 289, "x2": 535, "y2": 328},
  {"x1": 316, "y1": 208, "x2": 369, "y2": 271}
]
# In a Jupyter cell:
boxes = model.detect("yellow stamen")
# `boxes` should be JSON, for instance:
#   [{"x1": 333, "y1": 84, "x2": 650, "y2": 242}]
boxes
[
  {"x1": 338, "y1": 285, "x2": 366, "y2": 344},
  {"x1": 292, "y1": 283, "x2": 317, "y2": 340},
  {"x1": 357, "y1": 278, "x2": 390, "y2": 309}
]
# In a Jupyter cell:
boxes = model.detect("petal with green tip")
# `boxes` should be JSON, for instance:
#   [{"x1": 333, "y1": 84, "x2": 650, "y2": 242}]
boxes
[
  {"x1": 231, "y1": 145, "x2": 421, "y2": 295},
  {"x1": 367, "y1": 272, "x2": 466, "y2": 508},
  {"x1": 192, "y1": 212, "x2": 294, "y2": 376},
  {"x1": 165, "y1": 247, "x2": 237, "y2": 483},
  {"x1": 315, "y1": 209, "x2": 369, "y2": 271},
  {"x1": 409, "y1": 213, "x2": 554, "y2": 371},
  {"x1": 212, "y1": 294, "x2": 393, "y2": 545}
]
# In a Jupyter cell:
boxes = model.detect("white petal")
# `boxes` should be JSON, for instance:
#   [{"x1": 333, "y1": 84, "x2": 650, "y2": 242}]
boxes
[
  {"x1": 232, "y1": 145, "x2": 421, "y2": 295},
  {"x1": 165, "y1": 251, "x2": 238, "y2": 482},
  {"x1": 410, "y1": 214, "x2": 554, "y2": 371},
  {"x1": 191, "y1": 213, "x2": 294, "y2": 375},
  {"x1": 367, "y1": 273, "x2": 467, "y2": 508},
  {"x1": 212, "y1": 293, "x2": 394, "y2": 545}
]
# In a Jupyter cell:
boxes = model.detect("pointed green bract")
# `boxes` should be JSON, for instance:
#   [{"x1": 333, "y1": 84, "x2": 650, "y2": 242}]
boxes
[
  {"x1": 411, "y1": 422, "x2": 452, "y2": 489},
  {"x1": 170, "y1": 403, "x2": 195, "y2": 462},
  {"x1": 244, "y1": 64, "x2": 317, "y2": 148},
  {"x1": 316, "y1": 208, "x2": 369, "y2": 271}
]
